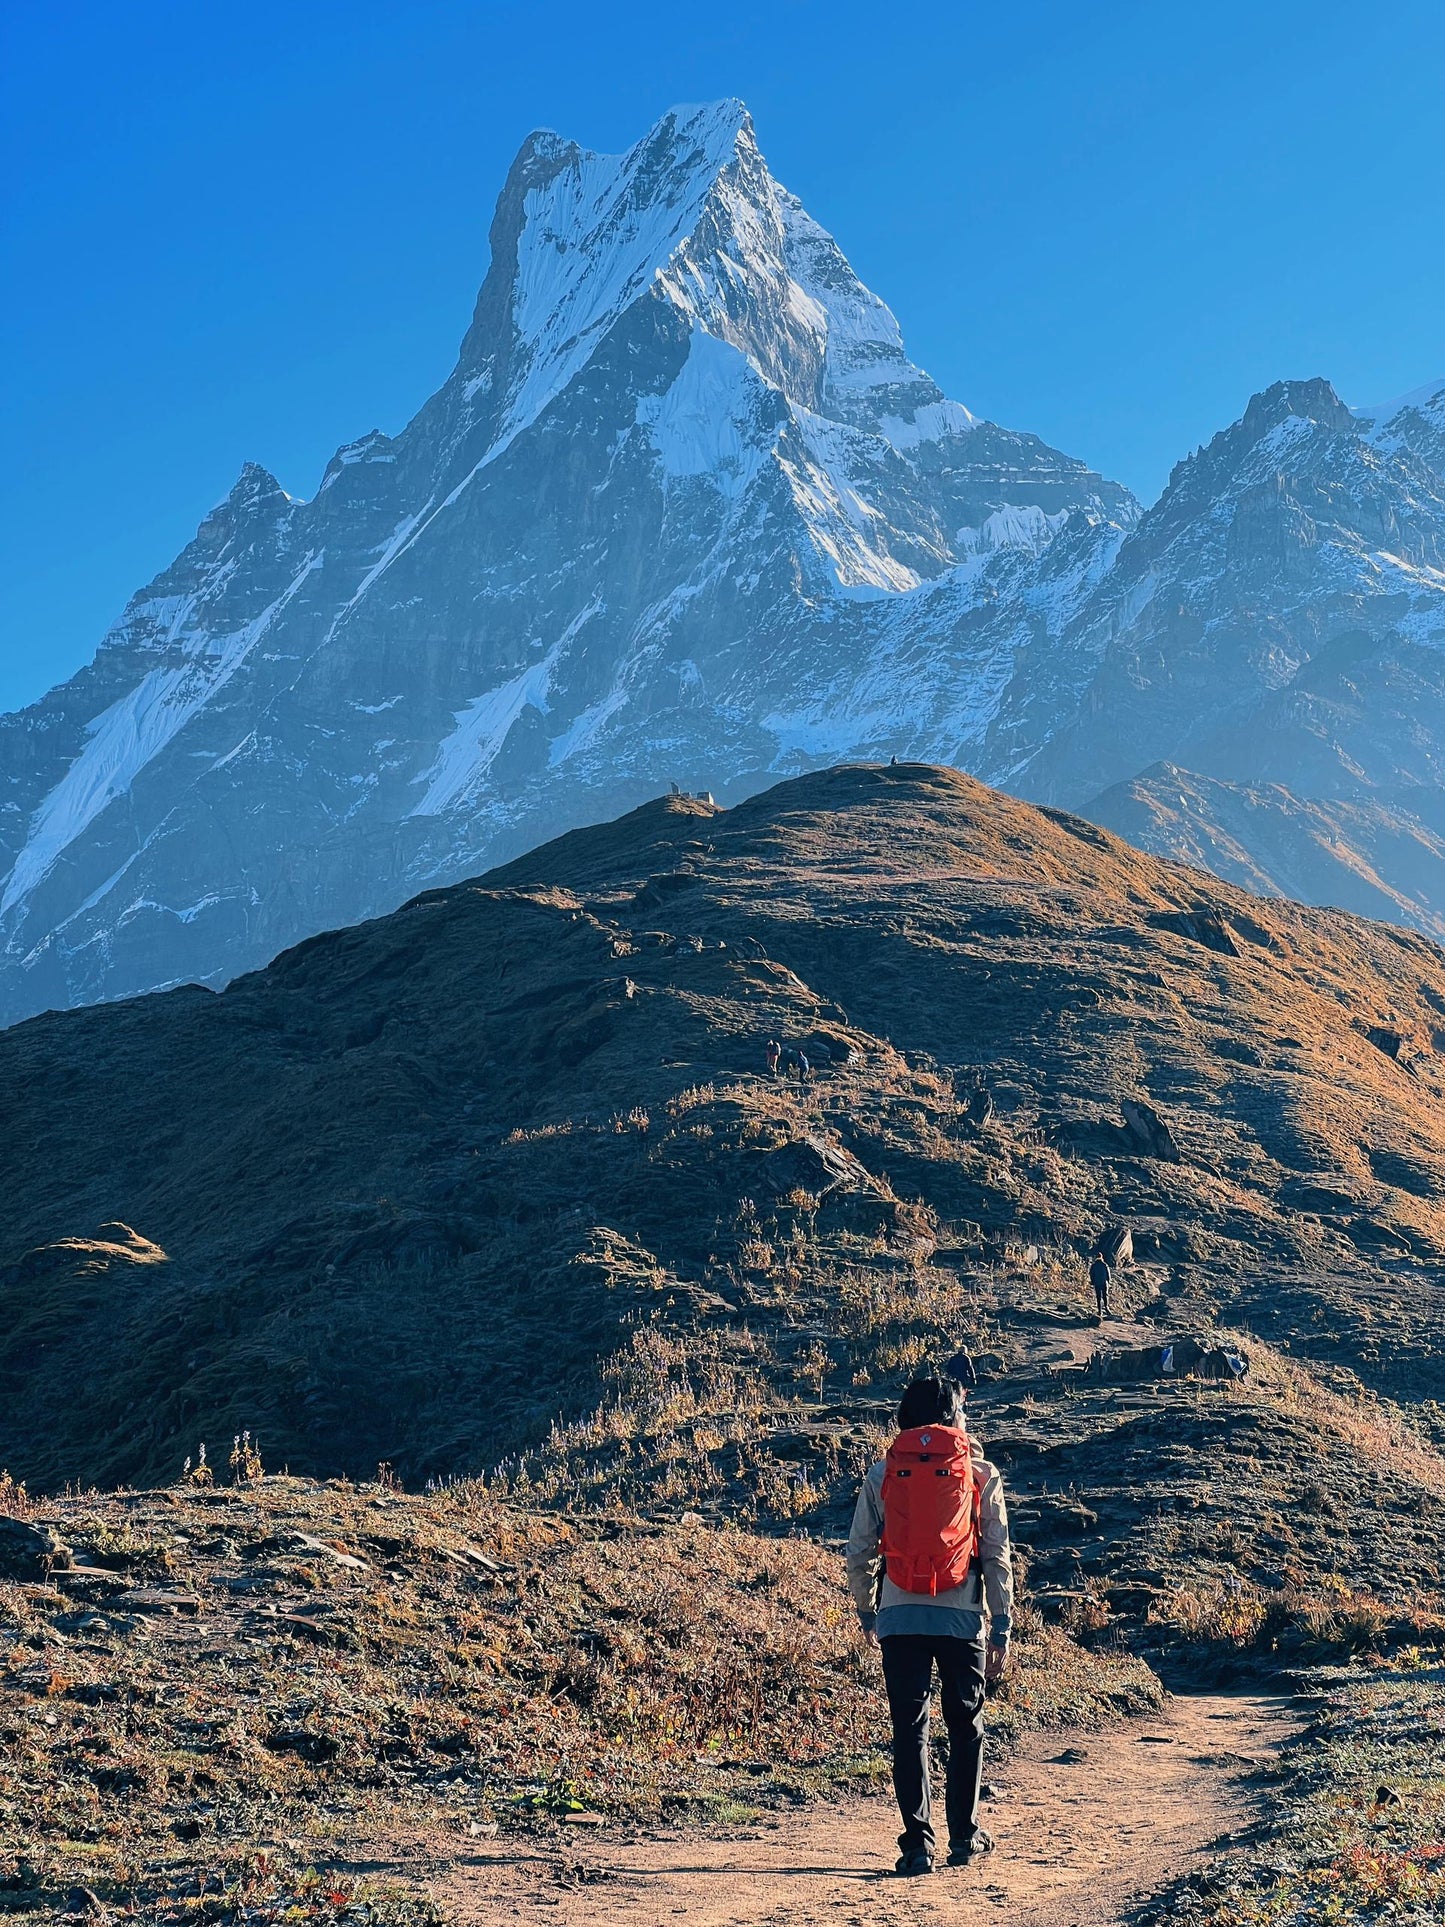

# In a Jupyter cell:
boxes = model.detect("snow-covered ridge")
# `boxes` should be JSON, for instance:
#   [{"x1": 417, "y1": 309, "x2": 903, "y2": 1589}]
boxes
[
  {"x1": 776, "y1": 188, "x2": 976, "y2": 448},
  {"x1": 958, "y1": 504, "x2": 1070, "y2": 556},
  {"x1": 1, "y1": 554, "x2": 320, "y2": 916}
]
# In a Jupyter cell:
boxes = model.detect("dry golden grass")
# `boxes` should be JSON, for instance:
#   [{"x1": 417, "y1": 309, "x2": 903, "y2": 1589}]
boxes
[{"x1": 0, "y1": 1475, "x2": 1159, "y2": 1923}]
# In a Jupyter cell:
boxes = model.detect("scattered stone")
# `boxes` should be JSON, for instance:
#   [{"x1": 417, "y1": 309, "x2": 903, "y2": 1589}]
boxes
[
  {"x1": 285, "y1": 1530, "x2": 370, "y2": 1570},
  {"x1": 436, "y1": 1541, "x2": 504, "y2": 1573},
  {"x1": 114, "y1": 1590, "x2": 200, "y2": 1615},
  {"x1": 0, "y1": 1516, "x2": 72, "y2": 1580},
  {"x1": 1120, "y1": 1100, "x2": 1181, "y2": 1161}
]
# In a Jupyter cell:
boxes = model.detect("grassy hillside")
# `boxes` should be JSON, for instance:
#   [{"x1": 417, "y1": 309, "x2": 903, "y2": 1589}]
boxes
[{"x1": 4, "y1": 761, "x2": 1444, "y2": 1490}]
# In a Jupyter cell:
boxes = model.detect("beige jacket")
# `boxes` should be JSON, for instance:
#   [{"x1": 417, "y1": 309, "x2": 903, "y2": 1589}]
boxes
[{"x1": 846, "y1": 1442, "x2": 1013, "y2": 1646}]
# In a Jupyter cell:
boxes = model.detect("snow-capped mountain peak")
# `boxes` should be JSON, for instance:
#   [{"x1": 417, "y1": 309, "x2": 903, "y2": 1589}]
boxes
[
  {"x1": 0, "y1": 100, "x2": 1134, "y2": 1025},
  {"x1": 447, "y1": 99, "x2": 1028, "y2": 587},
  {"x1": 469, "y1": 101, "x2": 757, "y2": 463}
]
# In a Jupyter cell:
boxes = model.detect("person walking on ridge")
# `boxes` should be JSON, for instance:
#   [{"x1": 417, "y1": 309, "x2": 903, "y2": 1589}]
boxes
[
  {"x1": 846, "y1": 1375, "x2": 1013, "y2": 1877},
  {"x1": 1089, "y1": 1250, "x2": 1113, "y2": 1319},
  {"x1": 942, "y1": 1344, "x2": 978, "y2": 1391}
]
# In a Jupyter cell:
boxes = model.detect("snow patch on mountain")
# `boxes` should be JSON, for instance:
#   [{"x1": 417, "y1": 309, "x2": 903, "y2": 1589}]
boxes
[
  {"x1": 1, "y1": 556, "x2": 320, "y2": 916},
  {"x1": 878, "y1": 399, "x2": 978, "y2": 451},
  {"x1": 412, "y1": 600, "x2": 604, "y2": 816},
  {"x1": 413, "y1": 651, "x2": 562, "y2": 817},
  {"x1": 637, "y1": 329, "x2": 768, "y2": 495},
  {"x1": 778, "y1": 418, "x2": 924, "y2": 592},
  {"x1": 1353, "y1": 378, "x2": 1445, "y2": 429},
  {"x1": 959, "y1": 504, "x2": 1070, "y2": 556}
]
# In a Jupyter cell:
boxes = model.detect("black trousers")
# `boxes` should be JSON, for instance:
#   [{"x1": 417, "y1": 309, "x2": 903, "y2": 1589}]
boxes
[{"x1": 879, "y1": 1633, "x2": 987, "y2": 1855}]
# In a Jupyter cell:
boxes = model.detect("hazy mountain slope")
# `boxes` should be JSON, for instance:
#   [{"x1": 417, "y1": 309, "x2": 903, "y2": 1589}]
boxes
[
  {"x1": 1002, "y1": 375, "x2": 1445, "y2": 935},
  {"x1": 0, "y1": 102, "x2": 1131, "y2": 1028},
  {"x1": 1087, "y1": 761, "x2": 1445, "y2": 940},
  {"x1": 1012, "y1": 378, "x2": 1445, "y2": 807},
  {"x1": 4, "y1": 762, "x2": 1445, "y2": 1491}
]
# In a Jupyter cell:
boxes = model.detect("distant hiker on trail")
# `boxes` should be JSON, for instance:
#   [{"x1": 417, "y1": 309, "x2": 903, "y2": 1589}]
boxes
[
  {"x1": 765, "y1": 1038, "x2": 781, "y2": 1077},
  {"x1": 1090, "y1": 1251, "x2": 1112, "y2": 1318},
  {"x1": 942, "y1": 1345, "x2": 978, "y2": 1390},
  {"x1": 847, "y1": 1375, "x2": 1013, "y2": 1878},
  {"x1": 795, "y1": 1049, "x2": 810, "y2": 1084}
]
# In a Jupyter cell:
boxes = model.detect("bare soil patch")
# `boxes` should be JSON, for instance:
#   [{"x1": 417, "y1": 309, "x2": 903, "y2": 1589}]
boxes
[{"x1": 438, "y1": 1693, "x2": 1297, "y2": 1927}]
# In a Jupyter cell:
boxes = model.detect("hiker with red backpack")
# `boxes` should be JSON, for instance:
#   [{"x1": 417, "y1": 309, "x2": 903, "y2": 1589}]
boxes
[{"x1": 846, "y1": 1374, "x2": 1013, "y2": 1877}]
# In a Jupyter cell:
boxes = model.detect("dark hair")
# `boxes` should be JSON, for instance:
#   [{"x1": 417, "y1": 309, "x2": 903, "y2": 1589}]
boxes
[{"x1": 897, "y1": 1375, "x2": 964, "y2": 1430}]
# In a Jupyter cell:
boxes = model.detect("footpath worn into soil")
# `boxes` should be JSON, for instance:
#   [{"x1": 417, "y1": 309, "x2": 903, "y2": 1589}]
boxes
[{"x1": 436, "y1": 1693, "x2": 1296, "y2": 1926}]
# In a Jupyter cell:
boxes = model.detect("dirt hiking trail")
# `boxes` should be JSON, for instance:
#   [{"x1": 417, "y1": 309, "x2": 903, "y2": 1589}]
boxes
[{"x1": 434, "y1": 1693, "x2": 1296, "y2": 1925}]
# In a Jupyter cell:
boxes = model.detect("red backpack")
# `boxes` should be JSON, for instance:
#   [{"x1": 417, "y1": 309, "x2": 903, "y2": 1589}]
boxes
[{"x1": 880, "y1": 1424, "x2": 982, "y2": 1595}]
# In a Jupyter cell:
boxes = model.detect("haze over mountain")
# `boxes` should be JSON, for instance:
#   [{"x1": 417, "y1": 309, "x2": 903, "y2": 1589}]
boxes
[{"x1": 1, "y1": 101, "x2": 1443, "y2": 1026}]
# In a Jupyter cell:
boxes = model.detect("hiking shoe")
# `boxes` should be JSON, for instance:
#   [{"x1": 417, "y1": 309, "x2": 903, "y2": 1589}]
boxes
[
  {"x1": 894, "y1": 1848, "x2": 934, "y2": 1877},
  {"x1": 946, "y1": 1826, "x2": 996, "y2": 1866}
]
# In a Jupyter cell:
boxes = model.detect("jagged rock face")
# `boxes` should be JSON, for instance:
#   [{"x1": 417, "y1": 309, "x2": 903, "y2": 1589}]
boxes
[{"x1": 0, "y1": 102, "x2": 1131, "y2": 1026}]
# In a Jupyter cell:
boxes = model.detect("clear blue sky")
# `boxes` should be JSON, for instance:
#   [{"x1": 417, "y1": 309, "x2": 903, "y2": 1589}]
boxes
[{"x1": 3, "y1": 0, "x2": 1442, "y2": 710}]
